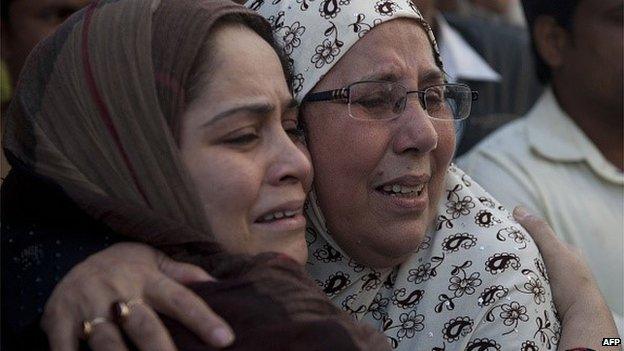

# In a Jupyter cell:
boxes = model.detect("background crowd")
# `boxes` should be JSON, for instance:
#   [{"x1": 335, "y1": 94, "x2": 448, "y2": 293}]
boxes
[{"x1": 1, "y1": 0, "x2": 622, "y2": 349}]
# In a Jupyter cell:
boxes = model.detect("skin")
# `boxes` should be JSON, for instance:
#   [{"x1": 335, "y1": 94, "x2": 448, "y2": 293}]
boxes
[
  {"x1": 41, "y1": 17, "x2": 620, "y2": 351},
  {"x1": 1, "y1": 0, "x2": 91, "y2": 86},
  {"x1": 302, "y1": 19, "x2": 454, "y2": 268},
  {"x1": 179, "y1": 24, "x2": 312, "y2": 264},
  {"x1": 42, "y1": 24, "x2": 313, "y2": 351},
  {"x1": 534, "y1": 0, "x2": 624, "y2": 169}
]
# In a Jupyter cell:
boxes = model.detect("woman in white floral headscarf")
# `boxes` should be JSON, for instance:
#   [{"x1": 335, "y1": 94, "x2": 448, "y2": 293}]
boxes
[
  {"x1": 245, "y1": 1, "x2": 559, "y2": 349},
  {"x1": 35, "y1": 0, "x2": 619, "y2": 350}
]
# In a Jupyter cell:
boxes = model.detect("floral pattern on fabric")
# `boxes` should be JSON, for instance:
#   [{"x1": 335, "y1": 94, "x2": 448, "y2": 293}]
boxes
[
  {"x1": 305, "y1": 166, "x2": 561, "y2": 350},
  {"x1": 248, "y1": 0, "x2": 443, "y2": 102}
]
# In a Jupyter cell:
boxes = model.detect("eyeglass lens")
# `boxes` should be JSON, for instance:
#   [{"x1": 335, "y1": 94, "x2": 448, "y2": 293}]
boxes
[{"x1": 347, "y1": 81, "x2": 471, "y2": 121}]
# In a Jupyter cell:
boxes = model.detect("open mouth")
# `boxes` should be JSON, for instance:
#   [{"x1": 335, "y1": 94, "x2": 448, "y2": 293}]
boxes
[
  {"x1": 376, "y1": 183, "x2": 425, "y2": 197},
  {"x1": 255, "y1": 209, "x2": 302, "y2": 224}
]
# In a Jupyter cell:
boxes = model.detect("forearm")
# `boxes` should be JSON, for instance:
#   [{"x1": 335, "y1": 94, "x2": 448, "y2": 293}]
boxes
[{"x1": 558, "y1": 291, "x2": 621, "y2": 351}]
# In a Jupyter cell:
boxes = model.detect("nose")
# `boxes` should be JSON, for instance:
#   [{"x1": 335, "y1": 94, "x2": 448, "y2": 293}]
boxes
[
  {"x1": 392, "y1": 99, "x2": 439, "y2": 155},
  {"x1": 266, "y1": 130, "x2": 313, "y2": 190}
]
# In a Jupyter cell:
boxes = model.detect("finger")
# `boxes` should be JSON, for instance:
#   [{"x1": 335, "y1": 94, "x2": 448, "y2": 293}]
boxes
[
  {"x1": 146, "y1": 277, "x2": 234, "y2": 348},
  {"x1": 156, "y1": 253, "x2": 214, "y2": 284},
  {"x1": 41, "y1": 308, "x2": 80, "y2": 351},
  {"x1": 119, "y1": 302, "x2": 177, "y2": 351},
  {"x1": 512, "y1": 206, "x2": 563, "y2": 260},
  {"x1": 87, "y1": 321, "x2": 129, "y2": 351}
]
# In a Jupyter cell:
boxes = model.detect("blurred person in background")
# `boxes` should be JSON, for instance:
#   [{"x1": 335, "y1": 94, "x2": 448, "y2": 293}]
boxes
[
  {"x1": 459, "y1": 0, "x2": 624, "y2": 334},
  {"x1": 414, "y1": 0, "x2": 542, "y2": 157},
  {"x1": 438, "y1": 0, "x2": 526, "y2": 26},
  {"x1": 1, "y1": 0, "x2": 90, "y2": 180}
]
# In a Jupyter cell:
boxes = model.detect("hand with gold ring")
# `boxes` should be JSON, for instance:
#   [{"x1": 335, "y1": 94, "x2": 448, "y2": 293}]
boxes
[{"x1": 41, "y1": 242, "x2": 235, "y2": 351}]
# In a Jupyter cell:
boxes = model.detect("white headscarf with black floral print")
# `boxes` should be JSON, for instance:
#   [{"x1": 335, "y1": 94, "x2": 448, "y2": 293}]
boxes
[
  {"x1": 247, "y1": 0, "x2": 442, "y2": 101},
  {"x1": 247, "y1": 1, "x2": 561, "y2": 349}
]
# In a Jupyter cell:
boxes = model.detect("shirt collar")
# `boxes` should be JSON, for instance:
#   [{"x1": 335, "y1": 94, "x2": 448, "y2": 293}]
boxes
[
  {"x1": 526, "y1": 87, "x2": 624, "y2": 185},
  {"x1": 436, "y1": 15, "x2": 501, "y2": 83}
]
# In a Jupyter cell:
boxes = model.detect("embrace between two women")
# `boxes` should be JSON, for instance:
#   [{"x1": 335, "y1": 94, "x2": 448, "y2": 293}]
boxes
[{"x1": 1, "y1": 0, "x2": 618, "y2": 350}]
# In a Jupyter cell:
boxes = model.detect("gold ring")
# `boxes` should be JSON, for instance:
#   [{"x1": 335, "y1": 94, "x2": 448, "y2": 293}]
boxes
[
  {"x1": 112, "y1": 298, "x2": 144, "y2": 323},
  {"x1": 82, "y1": 317, "x2": 108, "y2": 339}
]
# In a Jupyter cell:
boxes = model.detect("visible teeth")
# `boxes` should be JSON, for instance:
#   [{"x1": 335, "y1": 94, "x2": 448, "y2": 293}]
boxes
[
  {"x1": 381, "y1": 183, "x2": 425, "y2": 195},
  {"x1": 261, "y1": 210, "x2": 298, "y2": 222}
]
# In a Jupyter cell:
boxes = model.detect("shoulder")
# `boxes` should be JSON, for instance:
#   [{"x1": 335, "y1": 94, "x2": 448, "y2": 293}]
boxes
[
  {"x1": 458, "y1": 119, "x2": 534, "y2": 176},
  {"x1": 405, "y1": 167, "x2": 560, "y2": 348}
]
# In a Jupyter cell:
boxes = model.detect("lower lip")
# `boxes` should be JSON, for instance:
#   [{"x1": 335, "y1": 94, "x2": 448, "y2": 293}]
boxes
[
  {"x1": 373, "y1": 186, "x2": 429, "y2": 212},
  {"x1": 253, "y1": 213, "x2": 307, "y2": 232}
]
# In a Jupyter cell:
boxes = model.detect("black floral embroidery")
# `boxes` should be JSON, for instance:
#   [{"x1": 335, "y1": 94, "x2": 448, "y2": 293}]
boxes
[
  {"x1": 521, "y1": 340, "x2": 540, "y2": 351},
  {"x1": 383, "y1": 311, "x2": 424, "y2": 339},
  {"x1": 361, "y1": 270, "x2": 382, "y2": 291},
  {"x1": 516, "y1": 269, "x2": 546, "y2": 304},
  {"x1": 305, "y1": 227, "x2": 317, "y2": 245},
  {"x1": 407, "y1": 263, "x2": 433, "y2": 284},
  {"x1": 441, "y1": 232, "x2": 477, "y2": 253},
  {"x1": 348, "y1": 13, "x2": 382, "y2": 38},
  {"x1": 415, "y1": 235, "x2": 431, "y2": 252},
  {"x1": 296, "y1": 0, "x2": 315, "y2": 11},
  {"x1": 534, "y1": 257, "x2": 550, "y2": 283},
  {"x1": 449, "y1": 271, "x2": 482, "y2": 297},
  {"x1": 478, "y1": 196, "x2": 496, "y2": 208},
  {"x1": 247, "y1": 0, "x2": 265, "y2": 11},
  {"x1": 322, "y1": 271, "x2": 351, "y2": 296},
  {"x1": 485, "y1": 252, "x2": 521, "y2": 274},
  {"x1": 267, "y1": 10, "x2": 285, "y2": 29},
  {"x1": 374, "y1": 0, "x2": 401, "y2": 16},
  {"x1": 292, "y1": 73, "x2": 305, "y2": 94},
  {"x1": 534, "y1": 310, "x2": 560, "y2": 349},
  {"x1": 475, "y1": 209, "x2": 501, "y2": 228},
  {"x1": 366, "y1": 292, "x2": 389, "y2": 320},
  {"x1": 383, "y1": 266, "x2": 398, "y2": 289},
  {"x1": 276, "y1": 21, "x2": 306, "y2": 54},
  {"x1": 445, "y1": 195, "x2": 475, "y2": 219},
  {"x1": 477, "y1": 285, "x2": 509, "y2": 307},
  {"x1": 313, "y1": 243, "x2": 342, "y2": 262},
  {"x1": 392, "y1": 287, "x2": 424, "y2": 309},
  {"x1": 466, "y1": 338, "x2": 501, "y2": 351},
  {"x1": 486, "y1": 301, "x2": 530, "y2": 335},
  {"x1": 442, "y1": 316, "x2": 474, "y2": 342},
  {"x1": 310, "y1": 22, "x2": 343, "y2": 68},
  {"x1": 496, "y1": 226, "x2": 530, "y2": 249},
  {"x1": 347, "y1": 258, "x2": 366, "y2": 273},
  {"x1": 318, "y1": 0, "x2": 341, "y2": 19},
  {"x1": 436, "y1": 214, "x2": 455, "y2": 230},
  {"x1": 435, "y1": 261, "x2": 481, "y2": 312},
  {"x1": 341, "y1": 294, "x2": 367, "y2": 317}
]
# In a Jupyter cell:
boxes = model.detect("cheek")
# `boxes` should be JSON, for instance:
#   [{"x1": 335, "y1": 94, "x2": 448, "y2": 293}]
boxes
[
  {"x1": 182, "y1": 147, "x2": 261, "y2": 223},
  {"x1": 307, "y1": 116, "x2": 389, "y2": 192}
]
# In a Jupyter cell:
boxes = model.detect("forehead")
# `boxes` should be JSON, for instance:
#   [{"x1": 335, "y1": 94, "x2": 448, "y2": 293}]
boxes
[
  {"x1": 200, "y1": 25, "x2": 290, "y2": 105},
  {"x1": 318, "y1": 18, "x2": 440, "y2": 87}
]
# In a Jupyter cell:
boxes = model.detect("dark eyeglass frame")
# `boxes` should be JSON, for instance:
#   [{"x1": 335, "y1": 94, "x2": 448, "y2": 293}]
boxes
[{"x1": 303, "y1": 80, "x2": 479, "y2": 121}]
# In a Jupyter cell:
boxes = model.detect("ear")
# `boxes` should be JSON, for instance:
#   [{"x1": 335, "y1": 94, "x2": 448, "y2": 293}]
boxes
[{"x1": 532, "y1": 15, "x2": 569, "y2": 71}]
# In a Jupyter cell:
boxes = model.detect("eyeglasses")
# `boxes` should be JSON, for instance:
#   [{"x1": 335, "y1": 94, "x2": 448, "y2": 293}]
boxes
[{"x1": 303, "y1": 81, "x2": 478, "y2": 121}]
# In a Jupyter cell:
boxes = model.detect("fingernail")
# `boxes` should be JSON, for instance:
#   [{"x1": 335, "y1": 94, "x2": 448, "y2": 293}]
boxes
[
  {"x1": 211, "y1": 327, "x2": 234, "y2": 347},
  {"x1": 513, "y1": 206, "x2": 530, "y2": 220}
]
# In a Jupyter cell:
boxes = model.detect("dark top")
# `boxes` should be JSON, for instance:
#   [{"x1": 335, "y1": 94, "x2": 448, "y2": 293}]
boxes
[{"x1": 1, "y1": 169, "x2": 122, "y2": 349}]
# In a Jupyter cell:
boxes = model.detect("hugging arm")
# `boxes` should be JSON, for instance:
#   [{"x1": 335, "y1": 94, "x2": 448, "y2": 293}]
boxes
[
  {"x1": 41, "y1": 243, "x2": 234, "y2": 351},
  {"x1": 513, "y1": 207, "x2": 621, "y2": 351},
  {"x1": 41, "y1": 212, "x2": 619, "y2": 350}
]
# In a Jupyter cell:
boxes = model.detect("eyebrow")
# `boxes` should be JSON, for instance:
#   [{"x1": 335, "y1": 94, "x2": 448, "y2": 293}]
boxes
[
  {"x1": 357, "y1": 68, "x2": 445, "y2": 87},
  {"x1": 202, "y1": 98, "x2": 298, "y2": 128}
]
